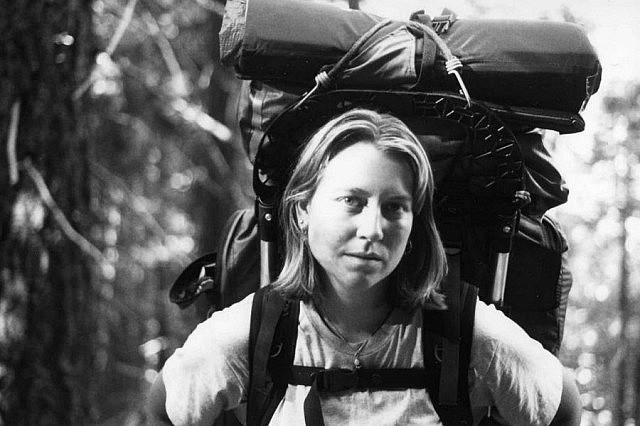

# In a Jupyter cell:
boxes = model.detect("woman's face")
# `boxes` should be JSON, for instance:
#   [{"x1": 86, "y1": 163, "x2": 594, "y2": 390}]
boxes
[{"x1": 299, "y1": 141, "x2": 414, "y2": 296}]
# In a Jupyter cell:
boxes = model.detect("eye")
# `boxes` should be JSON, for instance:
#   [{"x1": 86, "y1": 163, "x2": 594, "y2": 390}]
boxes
[
  {"x1": 383, "y1": 201, "x2": 411, "y2": 218},
  {"x1": 338, "y1": 196, "x2": 364, "y2": 211}
]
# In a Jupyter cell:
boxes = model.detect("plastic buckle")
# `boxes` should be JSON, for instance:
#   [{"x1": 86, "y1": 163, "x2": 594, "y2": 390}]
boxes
[
  {"x1": 431, "y1": 11, "x2": 457, "y2": 34},
  {"x1": 316, "y1": 369, "x2": 358, "y2": 392}
]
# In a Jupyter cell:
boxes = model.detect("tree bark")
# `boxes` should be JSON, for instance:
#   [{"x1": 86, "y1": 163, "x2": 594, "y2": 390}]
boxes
[{"x1": 0, "y1": 0, "x2": 97, "y2": 423}]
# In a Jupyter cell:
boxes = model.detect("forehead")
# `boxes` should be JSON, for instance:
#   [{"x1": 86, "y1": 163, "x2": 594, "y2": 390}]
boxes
[{"x1": 316, "y1": 142, "x2": 414, "y2": 194}]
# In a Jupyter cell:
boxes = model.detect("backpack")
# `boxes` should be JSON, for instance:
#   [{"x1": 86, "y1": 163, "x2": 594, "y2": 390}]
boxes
[{"x1": 166, "y1": 1, "x2": 594, "y2": 422}]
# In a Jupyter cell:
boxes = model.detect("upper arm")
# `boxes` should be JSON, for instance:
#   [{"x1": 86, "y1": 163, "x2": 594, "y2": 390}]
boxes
[
  {"x1": 147, "y1": 370, "x2": 172, "y2": 425},
  {"x1": 469, "y1": 300, "x2": 565, "y2": 425},
  {"x1": 157, "y1": 294, "x2": 253, "y2": 424},
  {"x1": 550, "y1": 369, "x2": 581, "y2": 426}
]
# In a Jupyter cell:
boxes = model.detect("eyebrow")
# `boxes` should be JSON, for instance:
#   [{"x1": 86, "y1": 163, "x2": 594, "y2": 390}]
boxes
[{"x1": 344, "y1": 187, "x2": 413, "y2": 203}]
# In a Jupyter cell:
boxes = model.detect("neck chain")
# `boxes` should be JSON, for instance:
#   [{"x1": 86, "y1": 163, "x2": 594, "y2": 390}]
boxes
[{"x1": 317, "y1": 301, "x2": 394, "y2": 369}]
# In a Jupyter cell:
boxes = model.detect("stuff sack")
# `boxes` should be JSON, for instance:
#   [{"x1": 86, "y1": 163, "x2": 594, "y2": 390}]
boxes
[{"x1": 221, "y1": 0, "x2": 601, "y2": 131}]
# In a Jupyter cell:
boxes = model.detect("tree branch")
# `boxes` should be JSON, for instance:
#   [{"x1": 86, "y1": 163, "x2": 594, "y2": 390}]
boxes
[
  {"x1": 22, "y1": 159, "x2": 109, "y2": 267},
  {"x1": 7, "y1": 99, "x2": 21, "y2": 185},
  {"x1": 139, "y1": 7, "x2": 233, "y2": 142},
  {"x1": 105, "y1": 0, "x2": 139, "y2": 56},
  {"x1": 141, "y1": 10, "x2": 183, "y2": 81},
  {"x1": 90, "y1": 160, "x2": 191, "y2": 266},
  {"x1": 171, "y1": 99, "x2": 233, "y2": 142},
  {"x1": 73, "y1": 0, "x2": 139, "y2": 100},
  {"x1": 118, "y1": 61, "x2": 234, "y2": 143}
]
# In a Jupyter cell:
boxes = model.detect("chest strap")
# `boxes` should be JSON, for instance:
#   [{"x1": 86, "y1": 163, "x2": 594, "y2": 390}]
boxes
[
  {"x1": 292, "y1": 366, "x2": 437, "y2": 426},
  {"x1": 289, "y1": 365, "x2": 436, "y2": 391}
]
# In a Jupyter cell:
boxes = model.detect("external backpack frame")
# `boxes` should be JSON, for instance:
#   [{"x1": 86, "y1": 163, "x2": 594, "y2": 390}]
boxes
[{"x1": 169, "y1": 91, "x2": 574, "y2": 424}]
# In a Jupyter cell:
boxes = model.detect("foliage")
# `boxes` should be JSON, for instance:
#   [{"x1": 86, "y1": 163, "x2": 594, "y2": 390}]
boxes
[
  {"x1": 554, "y1": 82, "x2": 640, "y2": 425},
  {"x1": 83, "y1": 0, "x2": 254, "y2": 422}
]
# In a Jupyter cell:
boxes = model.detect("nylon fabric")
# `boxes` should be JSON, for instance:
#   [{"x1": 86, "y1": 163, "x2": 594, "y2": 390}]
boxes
[
  {"x1": 222, "y1": 0, "x2": 600, "y2": 114},
  {"x1": 439, "y1": 253, "x2": 462, "y2": 406}
]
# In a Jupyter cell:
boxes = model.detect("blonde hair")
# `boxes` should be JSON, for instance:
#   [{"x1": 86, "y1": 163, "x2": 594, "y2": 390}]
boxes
[{"x1": 271, "y1": 108, "x2": 447, "y2": 310}]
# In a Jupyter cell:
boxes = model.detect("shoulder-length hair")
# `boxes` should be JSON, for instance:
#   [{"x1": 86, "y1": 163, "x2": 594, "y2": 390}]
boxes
[{"x1": 271, "y1": 108, "x2": 447, "y2": 310}]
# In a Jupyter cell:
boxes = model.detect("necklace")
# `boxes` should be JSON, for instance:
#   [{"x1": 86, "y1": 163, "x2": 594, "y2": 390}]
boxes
[{"x1": 316, "y1": 301, "x2": 394, "y2": 369}]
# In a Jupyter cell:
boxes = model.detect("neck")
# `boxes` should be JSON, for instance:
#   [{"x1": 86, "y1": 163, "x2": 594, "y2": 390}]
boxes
[{"x1": 316, "y1": 280, "x2": 393, "y2": 343}]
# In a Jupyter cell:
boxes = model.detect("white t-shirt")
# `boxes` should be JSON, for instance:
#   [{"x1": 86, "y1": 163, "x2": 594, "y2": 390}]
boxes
[{"x1": 163, "y1": 293, "x2": 562, "y2": 425}]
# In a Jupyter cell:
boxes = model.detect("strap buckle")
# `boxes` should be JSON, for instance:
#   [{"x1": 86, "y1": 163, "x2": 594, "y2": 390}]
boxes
[
  {"x1": 314, "y1": 369, "x2": 358, "y2": 392},
  {"x1": 431, "y1": 10, "x2": 457, "y2": 34}
]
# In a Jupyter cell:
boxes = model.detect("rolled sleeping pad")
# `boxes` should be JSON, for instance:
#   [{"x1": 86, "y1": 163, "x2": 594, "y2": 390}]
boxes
[{"x1": 220, "y1": 0, "x2": 601, "y2": 130}]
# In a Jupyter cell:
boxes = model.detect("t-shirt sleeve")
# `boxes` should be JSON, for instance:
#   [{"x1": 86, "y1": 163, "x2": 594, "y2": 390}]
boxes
[
  {"x1": 468, "y1": 299, "x2": 563, "y2": 426},
  {"x1": 162, "y1": 293, "x2": 253, "y2": 426}
]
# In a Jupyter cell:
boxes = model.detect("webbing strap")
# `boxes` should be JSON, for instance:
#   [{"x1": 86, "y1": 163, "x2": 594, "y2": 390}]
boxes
[
  {"x1": 303, "y1": 381, "x2": 325, "y2": 426},
  {"x1": 291, "y1": 366, "x2": 435, "y2": 390},
  {"x1": 421, "y1": 258, "x2": 476, "y2": 424},
  {"x1": 253, "y1": 293, "x2": 285, "y2": 386},
  {"x1": 247, "y1": 288, "x2": 293, "y2": 426},
  {"x1": 298, "y1": 367, "x2": 436, "y2": 425},
  {"x1": 293, "y1": 19, "x2": 393, "y2": 109}
]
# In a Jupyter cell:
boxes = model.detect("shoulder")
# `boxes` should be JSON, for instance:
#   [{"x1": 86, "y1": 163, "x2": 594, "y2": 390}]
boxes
[
  {"x1": 471, "y1": 299, "x2": 532, "y2": 353},
  {"x1": 469, "y1": 299, "x2": 563, "y2": 425},
  {"x1": 186, "y1": 292, "x2": 254, "y2": 355},
  {"x1": 164, "y1": 292, "x2": 254, "y2": 373},
  {"x1": 470, "y1": 298, "x2": 561, "y2": 370},
  {"x1": 161, "y1": 293, "x2": 255, "y2": 424}
]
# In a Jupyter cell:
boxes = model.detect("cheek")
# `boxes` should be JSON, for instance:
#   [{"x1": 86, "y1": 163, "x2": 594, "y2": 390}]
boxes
[
  {"x1": 389, "y1": 218, "x2": 413, "y2": 251},
  {"x1": 307, "y1": 212, "x2": 356, "y2": 266},
  {"x1": 307, "y1": 218, "x2": 349, "y2": 254}
]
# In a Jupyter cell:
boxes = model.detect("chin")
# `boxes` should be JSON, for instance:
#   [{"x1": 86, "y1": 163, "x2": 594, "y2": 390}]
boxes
[{"x1": 339, "y1": 272, "x2": 389, "y2": 290}]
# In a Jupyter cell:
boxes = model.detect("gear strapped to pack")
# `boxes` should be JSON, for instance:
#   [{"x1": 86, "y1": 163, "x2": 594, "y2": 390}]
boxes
[{"x1": 245, "y1": 261, "x2": 478, "y2": 426}]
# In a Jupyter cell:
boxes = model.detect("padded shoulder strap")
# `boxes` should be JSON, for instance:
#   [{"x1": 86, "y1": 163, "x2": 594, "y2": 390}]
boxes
[
  {"x1": 247, "y1": 286, "x2": 299, "y2": 426},
  {"x1": 423, "y1": 274, "x2": 478, "y2": 425}
]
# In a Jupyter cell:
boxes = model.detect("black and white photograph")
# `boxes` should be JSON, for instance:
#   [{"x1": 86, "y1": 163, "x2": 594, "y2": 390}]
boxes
[{"x1": 0, "y1": 0, "x2": 638, "y2": 424}]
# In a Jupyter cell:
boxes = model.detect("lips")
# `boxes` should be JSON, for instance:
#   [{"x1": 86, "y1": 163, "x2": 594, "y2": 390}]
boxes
[{"x1": 346, "y1": 252, "x2": 383, "y2": 261}]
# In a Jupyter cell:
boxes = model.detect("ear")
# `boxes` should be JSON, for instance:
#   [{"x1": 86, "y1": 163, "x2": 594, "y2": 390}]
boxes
[{"x1": 295, "y1": 201, "x2": 309, "y2": 228}]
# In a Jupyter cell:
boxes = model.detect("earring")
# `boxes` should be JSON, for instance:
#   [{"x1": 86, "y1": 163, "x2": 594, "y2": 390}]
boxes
[
  {"x1": 404, "y1": 240, "x2": 413, "y2": 255},
  {"x1": 298, "y1": 219, "x2": 307, "y2": 233}
]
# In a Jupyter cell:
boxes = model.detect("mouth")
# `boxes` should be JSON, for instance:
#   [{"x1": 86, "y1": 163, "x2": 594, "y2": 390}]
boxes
[{"x1": 346, "y1": 252, "x2": 383, "y2": 262}]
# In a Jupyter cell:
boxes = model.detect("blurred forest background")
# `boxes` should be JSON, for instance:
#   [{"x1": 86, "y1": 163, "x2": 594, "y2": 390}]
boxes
[{"x1": 0, "y1": 0, "x2": 638, "y2": 424}]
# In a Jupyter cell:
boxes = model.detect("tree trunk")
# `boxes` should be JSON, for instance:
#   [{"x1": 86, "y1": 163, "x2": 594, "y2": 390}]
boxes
[{"x1": 0, "y1": 0, "x2": 97, "y2": 424}]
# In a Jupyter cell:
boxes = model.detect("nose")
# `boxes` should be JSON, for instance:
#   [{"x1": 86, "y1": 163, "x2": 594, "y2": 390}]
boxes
[{"x1": 356, "y1": 206, "x2": 384, "y2": 242}]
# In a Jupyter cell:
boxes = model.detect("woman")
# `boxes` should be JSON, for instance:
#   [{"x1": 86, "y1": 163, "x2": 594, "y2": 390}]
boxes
[{"x1": 148, "y1": 109, "x2": 580, "y2": 425}]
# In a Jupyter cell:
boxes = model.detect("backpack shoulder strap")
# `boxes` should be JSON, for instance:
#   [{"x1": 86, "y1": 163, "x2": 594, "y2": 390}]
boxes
[
  {"x1": 423, "y1": 253, "x2": 478, "y2": 425},
  {"x1": 247, "y1": 286, "x2": 300, "y2": 426}
]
